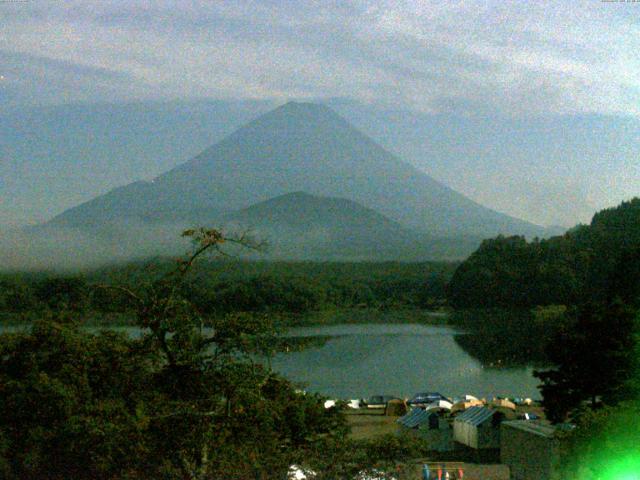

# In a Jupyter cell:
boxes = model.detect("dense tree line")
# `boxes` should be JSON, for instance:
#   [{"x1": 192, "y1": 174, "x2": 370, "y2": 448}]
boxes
[
  {"x1": 448, "y1": 198, "x2": 640, "y2": 309},
  {"x1": 538, "y1": 300, "x2": 640, "y2": 479},
  {"x1": 447, "y1": 199, "x2": 640, "y2": 478},
  {"x1": 0, "y1": 261, "x2": 454, "y2": 320}
]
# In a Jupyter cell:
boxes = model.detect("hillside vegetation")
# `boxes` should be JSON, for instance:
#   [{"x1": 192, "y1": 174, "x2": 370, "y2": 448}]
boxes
[
  {"x1": 0, "y1": 260, "x2": 456, "y2": 323},
  {"x1": 448, "y1": 198, "x2": 640, "y2": 309}
]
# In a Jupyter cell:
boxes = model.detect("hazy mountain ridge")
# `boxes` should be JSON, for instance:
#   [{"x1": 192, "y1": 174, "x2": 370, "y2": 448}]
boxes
[
  {"x1": 48, "y1": 102, "x2": 544, "y2": 240},
  {"x1": 4, "y1": 99, "x2": 636, "y2": 231},
  {"x1": 221, "y1": 191, "x2": 483, "y2": 260},
  {"x1": 0, "y1": 100, "x2": 276, "y2": 227}
]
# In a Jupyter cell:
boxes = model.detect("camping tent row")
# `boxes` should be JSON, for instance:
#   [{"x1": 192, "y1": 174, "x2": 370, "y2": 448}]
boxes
[{"x1": 450, "y1": 399, "x2": 484, "y2": 414}]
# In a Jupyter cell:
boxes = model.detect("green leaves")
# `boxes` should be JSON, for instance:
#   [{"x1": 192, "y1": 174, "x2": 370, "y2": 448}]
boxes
[
  {"x1": 0, "y1": 227, "x2": 350, "y2": 479},
  {"x1": 535, "y1": 302, "x2": 639, "y2": 423},
  {"x1": 0, "y1": 318, "x2": 153, "y2": 479}
]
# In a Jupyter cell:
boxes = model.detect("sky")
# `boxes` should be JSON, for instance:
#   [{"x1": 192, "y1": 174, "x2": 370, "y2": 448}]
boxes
[
  {"x1": 1, "y1": 0, "x2": 639, "y2": 228},
  {"x1": 2, "y1": 0, "x2": 639, "y2": 115}
]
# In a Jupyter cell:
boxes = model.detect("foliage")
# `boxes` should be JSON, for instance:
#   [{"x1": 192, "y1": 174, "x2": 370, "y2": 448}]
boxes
[
  {"x1": 0, "y1": 228, "x2": 348, "y2": 479},
  {"x1": 0, "y1": 314, "x2": 152, "y2": 479},
  {"x1": 448, "y1": 198, "x2": 640, "y2": 309},
  {"x1": 557, "y1": 401, "x2": 640, "y2": 480},
  {"x1": 0, "y1": 260, "x2": 455, "y2": 320},
  {"x1": 534, "y1": 302, "x2": 640, "y2": 423},
  {"x1": 449, "y1": 198, "x2": 640, "y2": 457}
]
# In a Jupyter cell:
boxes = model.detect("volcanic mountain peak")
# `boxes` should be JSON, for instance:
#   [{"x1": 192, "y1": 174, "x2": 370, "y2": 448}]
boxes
[{"x1": 49, "y1": 101, "x2": 545, "y2": 240}]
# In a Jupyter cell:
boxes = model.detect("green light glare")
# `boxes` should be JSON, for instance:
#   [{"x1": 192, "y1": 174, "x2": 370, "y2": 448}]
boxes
[{"x1": 597, "y1": 455, "x2": 640, "y2": 480}]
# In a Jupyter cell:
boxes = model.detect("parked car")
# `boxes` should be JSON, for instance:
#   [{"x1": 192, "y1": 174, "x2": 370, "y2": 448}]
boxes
[
  {"x1": 518, "y1": 412, "x2": 540, "y2": 421},
  {"x1": 407, "y1": 392, "x2": 450, "y2": 407},
  {"x1": 363, "y1": 395, "x2": 399, "y2": 409}
]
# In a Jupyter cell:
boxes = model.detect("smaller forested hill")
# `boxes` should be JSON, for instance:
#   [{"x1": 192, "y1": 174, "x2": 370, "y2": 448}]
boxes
[
  {"x1": 448, "y1": 198, "x2": 640, "y2": 308},
  {"x1": 223, "y1": 192, "x2": 482, "y2": 260}
]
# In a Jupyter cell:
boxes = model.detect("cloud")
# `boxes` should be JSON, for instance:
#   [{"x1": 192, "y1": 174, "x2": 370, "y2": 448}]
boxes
[
  {"x1": 0, "y1": 221, "x2": 195, "y2": 271},
  {"x1": 0, "y1": 49, "x2": 149, "y2": 107},
  {"x1": 1, "y1": 0, "x2": 638, "y2": 115}
]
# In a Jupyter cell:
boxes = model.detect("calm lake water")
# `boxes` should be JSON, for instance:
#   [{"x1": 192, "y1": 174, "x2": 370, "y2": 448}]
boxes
[
  {"x1": 270, "y1": 323, "x2": 541, "y2": 400},
  {"x1": 1, "y1": 321, "x2": 541, "y2": 400}
]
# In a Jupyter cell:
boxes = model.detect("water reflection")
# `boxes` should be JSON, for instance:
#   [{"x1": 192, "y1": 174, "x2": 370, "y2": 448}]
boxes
[
  {"x1": 0, "y1": 321, "x2": 544, "y2": 399},
  {"x1": 270, "y1": 323, "x2": 542, "y2": 399}
]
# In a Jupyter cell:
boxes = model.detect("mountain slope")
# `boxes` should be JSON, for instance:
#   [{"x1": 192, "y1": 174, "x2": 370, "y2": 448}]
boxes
[
  {"x1": 222, "y1": 192, "x2": 481, "y2": 260},
  {"x1": 48, "y1": 101, "x2": 544, "y2": 238},
  {"x1": 1, "y1": 100, "x2": 275, "y2": 227}
]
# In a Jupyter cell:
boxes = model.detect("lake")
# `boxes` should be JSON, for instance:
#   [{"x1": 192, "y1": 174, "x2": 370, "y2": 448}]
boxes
[
  {"x1": 0, "y1": 321, "x2": 542, "y2": 400},
  {"x1": 270, "y1": 323, "x2": 541, "y2": 400}
]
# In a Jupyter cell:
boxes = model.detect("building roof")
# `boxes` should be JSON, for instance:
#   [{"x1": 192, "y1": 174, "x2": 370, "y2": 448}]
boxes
[
  {"x1": 397, "y1": 408, "x2": 436, "y2": 428},
  {"x1": 455, "y1": 406, "x2": 495, "y2": 426},
  {"x1": 501, "y1": 420, "x2": 558, "y2": 438}
]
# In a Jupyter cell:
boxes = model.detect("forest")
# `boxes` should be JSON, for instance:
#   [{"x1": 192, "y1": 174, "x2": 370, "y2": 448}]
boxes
[
  {"x1": 1, "y1": 201, "x2": 639, "y2": 478},
  {"x1": 0, "y1": 261, "x2": 454, "y2": 323},
  {"x1": 448, "y1": 198, "x2": 640, "y2": 309},
  {"x1": 449, "y1": 199, "x2": 640, "y2": 478},
  {"x1": 1, "y1": 229, "x2": 445, "y2": 479}
]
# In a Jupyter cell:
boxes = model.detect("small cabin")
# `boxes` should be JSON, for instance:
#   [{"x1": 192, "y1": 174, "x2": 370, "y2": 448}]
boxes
[
  {"x1": 453, "y1": 406, "x2": 504, "y2": 449},
  {"x1": 398, "y1": 408, "x2": 454, "y2": 452},
  {"x1": 501, "y1": 421, "x2": 566, "y2": 480},
  {"x1": 398, "y1": 408, "x2": 444, "y2": 430}
]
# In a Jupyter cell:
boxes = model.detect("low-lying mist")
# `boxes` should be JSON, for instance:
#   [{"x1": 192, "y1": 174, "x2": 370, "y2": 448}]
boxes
[
  {"x1": 0, "y1": 221, "x2": 199, "y2": 272},
  {"x1": 0, "y1": 216, "x2": 478, "y2": 273}
]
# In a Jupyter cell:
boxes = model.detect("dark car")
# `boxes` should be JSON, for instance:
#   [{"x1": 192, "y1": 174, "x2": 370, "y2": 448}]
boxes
[
  {"x1": 407, "y1": 392, "x2": 450, "y2": 407},
  {"x1": 364, "y1": 395, "x2": 399, "y2": 409}
]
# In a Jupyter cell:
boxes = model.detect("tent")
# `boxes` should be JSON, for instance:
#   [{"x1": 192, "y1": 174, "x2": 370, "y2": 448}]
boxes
[
  {"x1": 452, "y1": 394, "x2": 480, "y2": 403},
  {"x1": 385, "y1": 399, "x2": 408, "y2": 416},
  {"x1": 490, "y1": 398, "x2": 516, "y2": 410},
  {"x1": 450, "y1": 399, "x2": 484, "y2": 414},
  {"x1": 365, "y1": 395, "x2": 399, "y2": 409},
  {"x1": 425, "y1": 400, "x2": 453, "y2": 411}
]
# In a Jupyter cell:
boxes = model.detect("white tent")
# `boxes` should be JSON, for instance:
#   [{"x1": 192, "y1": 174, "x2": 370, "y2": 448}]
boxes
[{"x1": 425, "y1": 400, "x2": 453, "y2": 411}]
